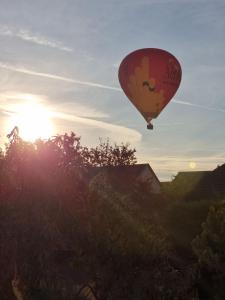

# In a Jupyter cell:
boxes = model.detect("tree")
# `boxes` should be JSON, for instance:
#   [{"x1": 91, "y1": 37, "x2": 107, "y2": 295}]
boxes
[
  {"x1": 82, "y1": 138, "x2": 137, "y2": 167},
  {"x1": 34, "y1": 134, "x2": 137, "y2": 168},
  {"x1": 192, "y1": 201, "x2": 225, "y2": 299},
  {"x1": 0, "y1": 130, "x2": 139, "y2": 298}
]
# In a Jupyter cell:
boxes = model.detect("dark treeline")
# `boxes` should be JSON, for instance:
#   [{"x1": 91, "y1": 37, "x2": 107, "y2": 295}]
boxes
[{"x1": 0, "y1": 131, "x2": 225, "y2": 299}]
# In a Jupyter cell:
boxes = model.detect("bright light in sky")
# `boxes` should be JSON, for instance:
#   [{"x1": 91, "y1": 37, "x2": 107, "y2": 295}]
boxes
[
  {"x1": 6, "y1": 101, "x2": 54, "y2": 142},
  {"x1": 189, "y1": 162, "x2": 197, "y2": 170}
]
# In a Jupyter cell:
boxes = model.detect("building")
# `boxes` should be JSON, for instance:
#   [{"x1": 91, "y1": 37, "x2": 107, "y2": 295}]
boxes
[
  {"x1": 164, "y1": 164, "x2": 225, "y2": 200},
  {"x1": 171, "y1": 171, "x2": 211, "y2": 197},
  {"x1": 86, "y1": 164, "x2": 161, "y2": 194}
]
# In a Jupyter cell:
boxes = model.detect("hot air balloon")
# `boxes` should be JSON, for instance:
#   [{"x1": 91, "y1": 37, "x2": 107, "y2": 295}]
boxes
[{"x1": 118, "y1": 48, "x2": 182, "y2": 129}]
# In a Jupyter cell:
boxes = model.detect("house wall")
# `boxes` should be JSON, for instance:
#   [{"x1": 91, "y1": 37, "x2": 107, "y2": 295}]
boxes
[{"x1": 137, "y1": 167, "x2": 161, "y2": 194}]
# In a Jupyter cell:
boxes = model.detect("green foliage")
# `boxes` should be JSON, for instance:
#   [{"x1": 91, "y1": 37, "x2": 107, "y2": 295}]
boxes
[
  {"x1": 0, "y1": 129, "x2": 224, "y2": 299},
  {"x1": 163, "y1": 172, "x2": 210, "y2": 201},
  {"x1": 164, "y1": 200, "x2": 213, "y2": 251},
  {"x1": 192, "y1": 201, "x2": 225, "y2": 267},
  {"x1": 82, "y1": 188, "x2": 197, "y2": 300},
  {"x1": 192, "y1": 201, "x2": 225, "y2": 299},
  {"x1": 82, "y1": 138, "x2": 137, "y2": 167},
  {"x1": 192, "y1": 202, "x2": 225, "y2": 300}
]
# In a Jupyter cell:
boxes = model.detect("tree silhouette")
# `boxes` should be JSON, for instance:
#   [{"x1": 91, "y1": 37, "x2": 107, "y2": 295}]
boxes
[{"x1": 0, "y1": 127, "x2": 210, "y2": 299}]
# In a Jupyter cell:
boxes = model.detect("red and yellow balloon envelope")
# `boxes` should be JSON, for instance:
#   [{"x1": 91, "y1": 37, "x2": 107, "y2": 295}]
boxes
[{"x1": 118, "y1": 48, "x2": 182, "y2": 129}]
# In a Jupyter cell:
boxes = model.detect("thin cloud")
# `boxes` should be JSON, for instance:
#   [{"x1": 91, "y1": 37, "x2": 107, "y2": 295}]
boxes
[
  {"x1": 0, "y1": 92, "x2": 109, "y2": 119},
  {"x1": 0, "y1": 25, "x2": 73, "y2": 52},
  {"x1": 54, "y1": 102, "x2": 109, "y2": 119},
  {"x1": 0, "y1": 92, "x2": 46, "y2": 103},
  {"x1": 173, "y1": 99, "x2": 225, "y2": 113},
  {"x1": 0, "y1": 62, "x2": 224, "y2": 114},
  {"x1": 139, "y1": 153, "x2": 225, "y2": 164},
  {"x1": 0, "y1": 62, "x2": 121, "y2": 91},
  {"x1": 138, "y1": 153, "x2": 225, "y2": 180},
  {"x1": 51, "y1": 111, "x2": 142, "y2": 143},
  {"x1": 0, "y1": 96, "x2": 142, "y2": 144}
]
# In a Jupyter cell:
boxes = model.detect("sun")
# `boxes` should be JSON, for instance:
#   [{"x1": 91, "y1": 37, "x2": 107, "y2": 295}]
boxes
[
  {"x1": 7, "y1": 101, "x2": 54, "y2": 142},
  {"x1": 189, "y1": 161, "x2": 197, "y2": 170}
]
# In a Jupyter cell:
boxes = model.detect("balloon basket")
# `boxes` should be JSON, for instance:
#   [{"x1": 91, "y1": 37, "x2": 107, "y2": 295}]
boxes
[{"x1": 147, "y1": 123, "x2": 154, "y2": 130}]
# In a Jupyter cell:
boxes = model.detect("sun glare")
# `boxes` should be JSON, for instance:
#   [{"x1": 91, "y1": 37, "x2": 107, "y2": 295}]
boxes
[{"x1": 6, "y1": 101, "x2": 54, "y2": 142}]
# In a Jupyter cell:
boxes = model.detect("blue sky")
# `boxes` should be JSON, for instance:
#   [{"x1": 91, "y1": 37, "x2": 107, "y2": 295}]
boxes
[{"x1": 0, "y1": 0, "x2": 225, "y2": 180}]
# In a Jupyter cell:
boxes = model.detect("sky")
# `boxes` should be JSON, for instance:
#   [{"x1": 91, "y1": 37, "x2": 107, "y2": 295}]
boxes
[{"x1": 0, "y1": 0, "x2": 225, "y2": 180}]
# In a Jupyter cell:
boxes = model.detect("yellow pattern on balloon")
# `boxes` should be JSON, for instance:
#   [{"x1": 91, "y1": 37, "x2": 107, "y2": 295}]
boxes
[{"x1": 127, "y1": 57, "x2": 165, "y2": 118}]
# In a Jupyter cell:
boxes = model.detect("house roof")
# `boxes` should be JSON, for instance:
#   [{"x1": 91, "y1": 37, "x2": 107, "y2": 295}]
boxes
[
  {"x1": 86, "y1": 163, "x2": 158, "y2": 178},
  {"x1": 173, "y1": 171, "x2": 211, "y2": 183},
  {"x1": 84, "y1": 164, "x2": 160, "y2": 193},
  {"x1": 171, "y1": 164, "x2": 225, "y2": 200},
  {"x1": 169, "y1": 171, "x2": 212, "y2": 199}
]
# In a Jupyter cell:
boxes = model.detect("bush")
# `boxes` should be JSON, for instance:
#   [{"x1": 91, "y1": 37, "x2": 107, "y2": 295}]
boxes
[{"x1": 192, "y1": 200, "x2": 225, "y2": 299}]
